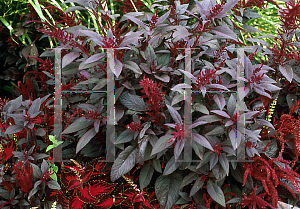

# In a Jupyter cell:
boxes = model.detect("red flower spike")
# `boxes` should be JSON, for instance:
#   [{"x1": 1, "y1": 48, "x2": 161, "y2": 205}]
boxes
[
  {"x1": 240, "y1": 186, "x2": 275, "y2": 209},
  {"x1": 195, "y1": 68, "x2": 222, "y2": 90},
  {"x1": 212, "y1": 144, "x2": 223, "y2": 155},
  {"x1": 12, "y1": 160, "x2": 33, "y2": 193},
  {"x1": 0, "y1": 141, "x2": 15, "y2": 163},
  {"x1": 168, "y1": 124, "x2": 191, "y2": 143},
  {"x1": 128, "y1": 122, "x2": 142, "y2": 132},
  {"x1": 139, "y1": 76, "x2": 166, "y2": 125}
]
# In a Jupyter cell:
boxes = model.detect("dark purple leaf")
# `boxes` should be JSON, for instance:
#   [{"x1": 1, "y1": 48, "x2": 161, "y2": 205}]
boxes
[
  {"x1": 207, "y1": 84, "x2": 229, "y2": 91},
  {"x1": 180, "y1": 172, "x2": 199, "y2": 189},
  {"x1": 137, "y1": 135, "x2": 149, "y2": 165},
  {"x1": 171, "y1": 94, "x2": 185, "y2": 106},
  {"x1": 139, "y1": 163, "x2": 154, "y2": 190},
  {"x1": 47, "y1": 180, "x2": 61, "y2": 190},
  {"x1": 194, "y1": 115, "x2": 222, "y2": 125},
  {"x1": 227, "y1": 94, "x2": 236, "y2": 116},
  {"x1": 211, "y1": 110, "x2": 231, "y2": 118},
  {"x1": 151, "y1": 135, "x2": 174, "y2": 156},
  {"x1": 163, "y1": 156, "x2": 179, "y2": 175},
  {"x1": 174, "y1": 139, "x2": 185, "y2": 160},
  {"x1": 215, "y1": 0, "x2": 239, "y2": 18},
  {"x1": 210, "y1": 153, "x2": 218, "y2": 169},
  {"x1": 255, "y1": 119, "x2": 275, "y2": 130},
  {"x1": 76, "y1": 128, "x2": 97, "y2": 153},
  {"x1": 189, "y1": 177, "x2": 205, "y2": 197},
  {"x1": 253, "y1": 87, "x2": 271, "y2": 98},
  {"x1": 154, "y1": 74, "x2": 170, "y2": 82},
  {"x1": 124, "y1": 15, "x2": 148, "y2": 30},
  {"x1": 111, "y1": 145, "x2": 137, "y2": 181},
  {"x1": 119, "y1": 92, "x2": 146, "y2": 111},
  {"x1": 213, "y1": 94, "x2": 226, "y2": 110},
  {"x1": 65, "y1": 6, "x2": 87, "y2": 13},
  {"x1": 4, "y1": 125, "x2": 24, "y2": 135},
  {"x1": 62, "y1": 117, "x2": 94, "y2": 134},
  {"x1": 155, "y1": 172, "x2": 182, "y2": 209},
  {"x1": 211, "y1": 26, "x2": 238, "y2": 41},
  {"x1": 78, "y1": 29, "x2": 103, "y2": 46},
  {"x1": 171, "y1": 83, "x2": 191, "y2": 92},
  {"x1": 156, "y1": 10, "x2": 171, "y2": 26},
  {"x1": 115, "y1": 58, "x2": 123, "y2": 78},
  {"x1": 41, "y1": 159, "x2": 48, "y2": 173},
  {"x1": 124, "y1": 61, "x2": 142, "y2": 74},
  {"x1": 192, "y1": 133, "x2": 213, "y2": 151},
  {"x1": 219, "y1": 153, "x2": 229, "y2": 175},
  {"x1": 166, "y1": 104, "x2": 183, "y2": 125},
  {"x1": 28, "y1": 98, "x2": 41, "y2": 116},
  {"x1": 62, "y1": 51, "x2": 80, "y2": 68},
  {"x1": 279, "y1": 65, "x2": 293, "y2": 82},
  {"x1": 94, "y1": 119, "x2": 101, "y2": 133},
  {"x1": 0, "y1": 67, "x2": 20, "y2": 80},
  {"x1": 207, "y1": 179, "x2": 226, "y2": 207},
  {"x1": 84, "y1": 53, "x2": 105, "y2": 64}
]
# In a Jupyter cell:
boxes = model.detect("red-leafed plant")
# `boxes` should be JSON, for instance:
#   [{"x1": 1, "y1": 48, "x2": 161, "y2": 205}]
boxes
[{"x1": 3, "y1": 0, "x2": 300, "y2": 208}]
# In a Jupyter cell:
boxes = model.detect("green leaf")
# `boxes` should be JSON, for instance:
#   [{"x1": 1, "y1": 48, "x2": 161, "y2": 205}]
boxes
[
  {"x1": 46, "y1": 145, "x2": 54, "y2": 152},
  {"x1": 139, "y1": 163, "x2": 154, "y2": 190},
  {"x1": 49, "y1": 135, "x2": 56, "y2": 143},
  {"x1": 150, "y1": 135, "x2": 174, "y2": 156},
  {"x1": 119, "y1": 92, "x2": 146, "y2": 111},
  {"x1": 111, "y1": 145, "x2": 137, "y2": 181},
  {"x1": 207, "y1": 179, "x2": 226, "y2": 207},
  {"x1": 155, "y1": 172, "x2": 182, "y2": 209},
  {"x1": 49, "y1": 173, "x2": 57, "y2": 181}
]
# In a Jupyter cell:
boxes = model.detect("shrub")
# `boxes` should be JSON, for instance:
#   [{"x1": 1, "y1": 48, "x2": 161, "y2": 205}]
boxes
[{"x1": 1, "y1": 0, "x2": 300, "y2": 208}]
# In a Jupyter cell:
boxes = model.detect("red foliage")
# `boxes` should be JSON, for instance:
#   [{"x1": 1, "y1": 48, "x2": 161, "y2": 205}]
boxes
[
  {"x1": 0, "y1": 141, "x2": 15, "y2": 163},
  {"x1": 139, "y1": 76, "x2": 166, "y2": 125},
  {"x1": 243, "y1": 155, "x2": 300, "y2": 207},
  {"x1": 128, "y1": 122, "x2": 142, "y2": 132},
  {"x1": 212, "y1": 144, "x2": 223, "y2": 155},
  {"x1": 114, "y1": 0, "x2": 146, "y2": 13},
  {"x1": 194, "y1": 68, "x2": 223, "y2": 90},
  {"x1": 240, "y1": 186, "x2": 275, "y2": 209},
  {"x1": 280, "y1": 0, "x2": 300, "y2": 29},
  {"x1": 57, "y1": 158, "x2": 117, "y2": 208},
  {"x1": 15, "y1": 77, "x2": 35, "y2": 100},
  {"x1": 167, "y1": 123, "x2": 191, "y2": 143},
  {"x1": 12, "y1": 160, "x2": 33, "y2": 193}
]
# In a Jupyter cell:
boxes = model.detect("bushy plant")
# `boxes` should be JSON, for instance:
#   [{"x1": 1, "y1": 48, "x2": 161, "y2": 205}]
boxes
[{"x1": 1, "y1": 0, "x2": 300, "y2": 208}]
